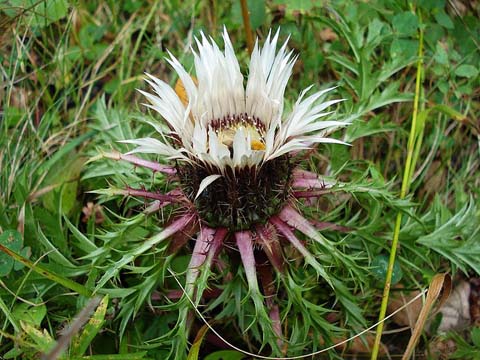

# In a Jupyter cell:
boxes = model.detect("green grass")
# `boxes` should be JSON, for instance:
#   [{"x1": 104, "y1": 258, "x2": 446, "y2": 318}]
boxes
[{"x1": 0, "y1": 1, "x2": 479, "y2": 359}]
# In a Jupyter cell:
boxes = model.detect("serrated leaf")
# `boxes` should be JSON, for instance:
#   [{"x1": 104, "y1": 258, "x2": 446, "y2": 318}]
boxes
[
  {"x1": 366, "y1": 18, "x2": 385, "y2": 45},
  {"x1": 363, "y1": 81, "x2": 413, "y2": 114},
  {"x1": 471, "y1": 327, "x2": 480, "y2": 348},
  {"x1": 417, "y1": 198, "x2": 480, "y2": 275},
  {"x1": 345, "y1": 116, "x2": 399, "y2": 142},
  {"x1": 95, "y1": 214, "x2": 194, "y2": 290}
]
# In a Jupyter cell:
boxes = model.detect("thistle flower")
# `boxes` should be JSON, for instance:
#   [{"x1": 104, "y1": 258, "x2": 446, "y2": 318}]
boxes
[{"x1": 104, "y1": 28, "x2": 349, "y2": 354}]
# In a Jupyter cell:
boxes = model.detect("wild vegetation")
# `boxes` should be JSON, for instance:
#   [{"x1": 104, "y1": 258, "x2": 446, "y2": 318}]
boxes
[{"x1": 0, "y1": 1, "x2": 479, "y2": 359}]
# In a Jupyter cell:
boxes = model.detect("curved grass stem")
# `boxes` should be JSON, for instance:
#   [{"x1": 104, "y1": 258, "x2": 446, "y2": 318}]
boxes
[{"x1": 370, "y1": 11, "x2": 425, "y2": 360}]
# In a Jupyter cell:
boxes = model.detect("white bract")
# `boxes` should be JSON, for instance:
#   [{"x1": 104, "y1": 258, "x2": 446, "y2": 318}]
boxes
[{"x1": 124, "y1": 28, "x2": 346, "y2": 194}]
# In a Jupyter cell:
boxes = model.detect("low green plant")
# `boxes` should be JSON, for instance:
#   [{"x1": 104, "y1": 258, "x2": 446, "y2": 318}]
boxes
[{"x1": 0, "y1": 1, "x2": 478, "y2": 359}]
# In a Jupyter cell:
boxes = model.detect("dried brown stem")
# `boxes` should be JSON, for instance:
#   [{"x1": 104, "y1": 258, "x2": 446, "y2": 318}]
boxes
[{"x1": 240, "y1": 0, "x2": 254, "y2": 55}]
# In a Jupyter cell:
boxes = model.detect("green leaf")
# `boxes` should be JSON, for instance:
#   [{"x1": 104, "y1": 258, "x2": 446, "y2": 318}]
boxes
[
  {"x1": 345, "y1": 116, "x2": 399, "y2": 142},
  {"x1": 425, "y1": 23, "x2": 445, "y2": 46},
  {"x1": 366, "y1": 18, "x2": 385, "y2": 45},
  {"x1": 455, "y1": 64, "x2": 479, "y2": 78},
  {"x1": 434, "y1": 42, "x2": 449, "y2": 65},
  {"x1": 21, "y1": 321, "x2": 55, "y2": 351},
  {"x1": 204, "y1": 350, "x2": 246, "y2": 360},
  {"x1": 248, "y1": 0, "x2": 265, "y2": 29},
  {"x1": 417, "y1": 198, "x2": 480, "y2": 275},
  {"x1": 0, "y1": 230, "x2": 22, "y2": 276},
  {"x1": 434, "y1": 9, "x2": 454, "y2": 29},
  {"x1": 41, "y1": 154, "x2": 85, "y2": 215},
  {"x1": 3, "y1": 347, "x2": 24, "y2": 359},
  {"x1": 438, "y1": 79, "x2": 449, "y2": 94},
  {"x1": 431, "y1": 104, "x2": 466, "y2": 121},
  {"x1": 187, "y1": 325, "x2": 209, "y2": 360},
  {"x1": 0, "y1": 229, "x2": 22, "y2": 251},
  {"x1": 390, "y1": 39, "x2": 418, "y2": 59},
  {"x1": 418, "y1": 0, "x2": 445, "y2": 10},
  {"x1": 3, "y1": 107, "x2": 23, "y2": 128},
  {"x1": 472, "y1": 327, "x2": 480, "y2": 348},
  {"x1": 105, "y1": 77, "x2": 121, "y2": 94},
  {"x1": 37, "y1": 225, "x2": 76, "y2": 267},
  {"x1": 94, "y1": 215, "x2": 192, "y2": 290},
  {"x1": 69, "y1": 353, "x2": 149, "y2": 360},
  {"x1": 274, "y1": 0, "x2": 315, "y2": 13},
  {"x1": 0, "y1": 296, "x2": 20, "y2": 332},
  {"x1": 123, "y1": 0, "x2": 143, "y2": 13},
  {"x1": 363, "y1": 81, "x2": 413, "y2": 114},
  {"x1": 13, "y1": 246, "x2": 31, "y2": 271},
  {"x1": 455, "y1": 84, "x2": 473, "y2": 97},
  {"x1": 5, "y1": 0, "x2": 69, "y2": 27},
  {"x1": 12, "y1": 303, "x2": 47, "y2": 327},
  {"x1": 79, "y1": 23, "x2": 106, "y2": 48},
  {"x1": 231, "y1": 0, "x2": 265, "y2": 29},
  {"x1": 392, "y1": 12, "x2": 419, "y2": 36},
  {"x1": 371, "y1": 254, "x2": 403, "y2": 285},
  {"x1": 64, "y1": 215, "x2": 98, "y2": 254}
]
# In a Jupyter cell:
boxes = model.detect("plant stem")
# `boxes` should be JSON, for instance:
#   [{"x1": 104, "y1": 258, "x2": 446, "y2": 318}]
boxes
[
  {"x1": 370, "y1": 11, "x2": 424, "y2": 360},
  {"x1": 240, "y1": 0, "x2": 254, "y2": 54}
]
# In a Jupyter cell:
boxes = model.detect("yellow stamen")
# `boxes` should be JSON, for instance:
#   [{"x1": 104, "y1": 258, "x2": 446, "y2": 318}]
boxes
[
  {"x1": 217, "y1": 125, "x2": 265, "y2": 151},
  {"x1": 251, "y1": 139, "x2": 266, "y2": 150},
  {"x1": 174, "y1": 76, "x2": 198, "y2": 106}
]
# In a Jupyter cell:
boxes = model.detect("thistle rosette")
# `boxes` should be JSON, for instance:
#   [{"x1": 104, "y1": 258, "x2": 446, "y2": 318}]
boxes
[
  {"x1": 100, "y1": 29, "x2": 355, "y2": 356},
  {"x1": 125, "y1": 29, "x2": 346, "y2": 238}
]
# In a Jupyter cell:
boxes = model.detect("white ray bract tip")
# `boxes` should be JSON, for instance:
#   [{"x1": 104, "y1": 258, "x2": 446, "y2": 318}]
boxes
[
  {"x1": 128, "y1": 29, "x2": 347, "y2": 171},
  {"x1": 195, "y1": 174, "x2": 222, "y2": 199}
]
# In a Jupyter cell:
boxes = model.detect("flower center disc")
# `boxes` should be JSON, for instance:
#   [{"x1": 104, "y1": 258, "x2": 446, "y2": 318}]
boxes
[
  {"x1": 211, "y1": 113, "x2": 266, "y2": 151},
  {"x1": 177, "y1": 155, "x2": 293, "y2": 230}
]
